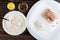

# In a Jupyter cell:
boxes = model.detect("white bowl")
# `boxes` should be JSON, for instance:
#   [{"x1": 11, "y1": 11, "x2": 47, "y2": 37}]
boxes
[
  {"x1": 2, "y1": 11, "x2": 26, "y2": 36},
  {"x1": 27, "y1": 0, "x2": 60, "y2": 40}
]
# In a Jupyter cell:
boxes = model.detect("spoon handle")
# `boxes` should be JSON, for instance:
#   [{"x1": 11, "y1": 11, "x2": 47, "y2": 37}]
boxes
[{"x1": 0, "y1": 16, "x2": 8, "y2": 21}]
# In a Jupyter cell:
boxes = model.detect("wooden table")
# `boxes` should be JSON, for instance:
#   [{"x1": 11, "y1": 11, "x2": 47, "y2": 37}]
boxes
[{"x1": 0, "y1": 0, "x2": 60, "y2": 40}]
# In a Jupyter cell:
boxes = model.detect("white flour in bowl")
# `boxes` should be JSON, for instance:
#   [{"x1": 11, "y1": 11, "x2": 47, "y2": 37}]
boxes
[{"x1": 2, "y1": 11, "x2": 26, "y2": 35}]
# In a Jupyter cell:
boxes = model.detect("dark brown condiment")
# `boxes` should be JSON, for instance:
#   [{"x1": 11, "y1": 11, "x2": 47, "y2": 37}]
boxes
[{"x1": 18, "y1": 3, "x2": 28, "y2": 12}]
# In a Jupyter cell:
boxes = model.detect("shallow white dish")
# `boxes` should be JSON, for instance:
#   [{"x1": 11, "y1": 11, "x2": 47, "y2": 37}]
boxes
[
  {"x1": 27, "y1": 0, "x2": 60, "y2": 40},
  {"x1": 2, "y1": 11, "x2": 26, "y2": 36}
]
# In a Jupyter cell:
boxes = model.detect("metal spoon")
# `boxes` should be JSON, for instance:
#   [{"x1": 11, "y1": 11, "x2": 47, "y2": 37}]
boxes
[{"x1": 0, "y1": 16, "x2": 9, "y2": 21}]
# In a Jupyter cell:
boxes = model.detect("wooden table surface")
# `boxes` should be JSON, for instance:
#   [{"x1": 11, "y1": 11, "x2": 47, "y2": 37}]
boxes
[{"x1": 0, "y1": 0, "x2": 60, "y2": 40}]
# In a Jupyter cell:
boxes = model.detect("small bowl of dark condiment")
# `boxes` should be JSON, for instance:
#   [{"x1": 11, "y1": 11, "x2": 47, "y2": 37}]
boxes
[{"x1": 18, "y1": 2, "x2": 28, "y2": 12}]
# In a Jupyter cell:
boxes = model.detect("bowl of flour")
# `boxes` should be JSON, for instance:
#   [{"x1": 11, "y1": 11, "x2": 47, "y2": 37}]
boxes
[{"x1": 2, "y1": 11, "x2": 26, "y2": 36}]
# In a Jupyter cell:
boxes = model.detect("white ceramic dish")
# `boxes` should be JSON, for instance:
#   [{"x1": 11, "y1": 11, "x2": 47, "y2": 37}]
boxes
[
  {"x1": 27, "y1": 0, "x2": 60, "y2": 40},
  {"x1": 2, "y1": 11, "x2": 26, "y2": 36}
]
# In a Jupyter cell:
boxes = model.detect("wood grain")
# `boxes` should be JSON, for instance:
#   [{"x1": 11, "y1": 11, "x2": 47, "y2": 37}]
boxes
[{"x1": 0, "y1": 0, "x2": 59, "y2": 40}]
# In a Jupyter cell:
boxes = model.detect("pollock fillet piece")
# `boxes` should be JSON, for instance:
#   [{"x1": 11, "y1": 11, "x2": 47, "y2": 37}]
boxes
[{"x1": 42, "y1": 8, "x2": 57, "y2": 23}]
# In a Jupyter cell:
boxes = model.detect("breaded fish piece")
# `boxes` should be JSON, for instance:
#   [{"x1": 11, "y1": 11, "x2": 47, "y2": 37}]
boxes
[{"x1": 42, "y1": 8, "x2": 57, "y2": 23}]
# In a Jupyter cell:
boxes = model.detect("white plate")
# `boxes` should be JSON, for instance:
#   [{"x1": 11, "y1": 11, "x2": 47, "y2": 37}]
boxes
[
  {"x1": 27, "y1": 0, "x2": 60, "y2": 40},
  {"x1": 2, "y1": 11, "x2": 26, "y2": 36}
]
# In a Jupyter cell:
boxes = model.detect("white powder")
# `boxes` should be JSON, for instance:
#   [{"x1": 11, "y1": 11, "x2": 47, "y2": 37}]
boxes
[{"x1": 3, "y1": 11, "x2": 26, "y2": 35}]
